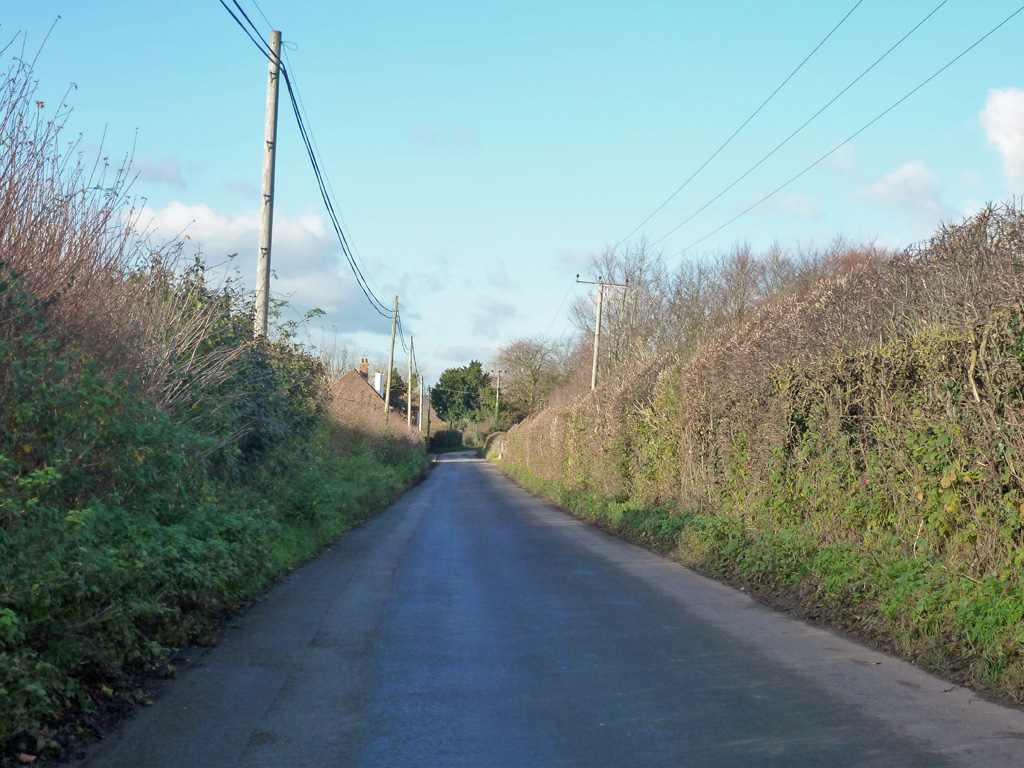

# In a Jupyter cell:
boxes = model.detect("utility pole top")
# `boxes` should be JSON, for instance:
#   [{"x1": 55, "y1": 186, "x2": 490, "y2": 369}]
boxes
[
  {"x1": 576, "y1": 275, "x2": 628, "y2": 288},
  {"x1": 575, "y1": 275, "x2": 626, "y2": 390}
]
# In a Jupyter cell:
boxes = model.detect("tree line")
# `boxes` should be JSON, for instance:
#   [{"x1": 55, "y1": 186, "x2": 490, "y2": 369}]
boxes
[{"x1": 430, "y1": 234, "x2": 891, "y2": 433}]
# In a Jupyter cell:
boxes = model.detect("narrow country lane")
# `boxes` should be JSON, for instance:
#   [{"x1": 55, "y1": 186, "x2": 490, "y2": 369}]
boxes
[{"x1": 76, "y1": 453, "x2": 1024, "y2": 767}]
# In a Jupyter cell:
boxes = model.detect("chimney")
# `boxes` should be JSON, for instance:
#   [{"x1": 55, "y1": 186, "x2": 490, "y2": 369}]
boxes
[
  {"x1": 359, "y1": 357, "x2": 369, "y2": 379},
  {"x1": 373, "y1": 371, "x2": 385, "y2": 398}
]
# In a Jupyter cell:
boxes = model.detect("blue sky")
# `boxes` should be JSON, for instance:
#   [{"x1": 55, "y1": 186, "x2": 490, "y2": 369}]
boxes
[{"x1": 6, "y1": 1, "x2": 1024, "y2": 380}]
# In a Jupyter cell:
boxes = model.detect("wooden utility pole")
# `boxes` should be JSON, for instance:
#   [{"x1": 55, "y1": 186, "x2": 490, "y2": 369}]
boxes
[
  {"x1": 254, "y1": 30, "x2": 282, "y2": 338},
  {"x1": 494, "y1": 369, "x2": 502, "y2": 428},
  {"x1": 384, "y1": 295, "x2": 398, "y2": 417},
  {"x1": 591, "y1": 281, "x2": 603, "y2": 390},
  {"x1": 576, "y1": 275, "x2": 626, "y2": 390},
  {"x1": 419, "y1": 376, "x2": 424, "y2": 431},
  {"x1": 407, "y1": 335, "x2": 414, "y2": 428}
]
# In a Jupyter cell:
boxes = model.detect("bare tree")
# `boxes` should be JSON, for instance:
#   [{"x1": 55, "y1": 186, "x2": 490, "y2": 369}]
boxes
[
  {"x1": 493, "y1": 337, "x2": 565, "y2": 421},
  {"x1": 555, "y1": 235, "x2": 891, "y2": 388},
  {"x1": 716, "y1": 241, "x2": 763, "y2": 321},
  {"x1": 759, "y1": 240, "x2": 797, "y2": 298},
  {"x1": 570, "y1": 239, "x2": 668, "y2": 378},
  {"x1": 320, "y1": 337, "x2": 355, "y2": 380},
  {"x1": 664, "y1": 258, "x2": 718, "y2": 356}
]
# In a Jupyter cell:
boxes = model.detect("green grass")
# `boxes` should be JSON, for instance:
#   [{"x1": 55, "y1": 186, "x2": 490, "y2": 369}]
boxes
[{"x1": 500, "y1": 461, "x2": 1024, "y2": 703}]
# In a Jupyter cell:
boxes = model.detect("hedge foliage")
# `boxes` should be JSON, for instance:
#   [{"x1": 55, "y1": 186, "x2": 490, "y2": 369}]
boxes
[
  {"x1": 0, "y1": 59, "x2": 428, "y2": 758},
  {"x1": 499, "y1": 203, "x2": 1024, "y2": 699}
]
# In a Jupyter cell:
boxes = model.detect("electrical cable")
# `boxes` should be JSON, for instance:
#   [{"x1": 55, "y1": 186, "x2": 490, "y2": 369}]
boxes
[
  {"x1": 217, "y1": 0, "x2": 394, "y2": 319},
  {"x1": 614, "y1": 0, "x2": 865, "y2": 250},
  {"x1": 249, "y1": 0, "x2": 273, "y2": 29},
  {"x1": 396, "y1": 312, "x2": 410, "y2": 354},
  {"x1": 542, "y1": 281, "x2": 578, "y2": 337},
  {"x1": 652, "y1": 0, "x2": 951, "y2": 249},
  {"x1": 229, "y1": 0, "x2": 269, "y2": 51},
  {"x1": 673, "y1": 2, "x2": 1024, "y2": 257},
  {"x1": 217, "y1": 0, "x2": 272, "y2": 59},
  {"x1": 281, "y1": 68, "x2": 393, "y2": 317},
  {"x1": 281, "y1": 44, "x2": 391, "y2": 308}
]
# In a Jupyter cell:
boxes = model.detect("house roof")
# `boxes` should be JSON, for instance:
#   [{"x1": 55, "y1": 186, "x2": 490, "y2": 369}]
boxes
[
  {"x1": 329, "y1": 367, "x2": 421, "y2": 435},
  {"x1": 331, "y1": 368, "x2": 385, "y2": 408}
]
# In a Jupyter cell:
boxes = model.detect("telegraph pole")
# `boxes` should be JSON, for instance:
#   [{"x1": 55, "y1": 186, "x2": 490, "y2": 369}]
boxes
[
  {"x1": 591, "y1": 281, "x2": 603, "y2": 390},
  {"x1": 254, "y1": 30, "x2": 282, "y2": 338},
  {"x1": 384, "y1": 296, "x2": 398, "y2": 416},
  {"x1": 419, "y1": 376, "x2": 424, "y2": 432},
  {"x1": 407, "y1": 335, "x2": 414, "y2": 428},
  {"x1": 493, "y1": 369, "x2": 502, "y2": 428},
  {"x1": 577, "y1": 275, "x2": 626, "y2": 390}
]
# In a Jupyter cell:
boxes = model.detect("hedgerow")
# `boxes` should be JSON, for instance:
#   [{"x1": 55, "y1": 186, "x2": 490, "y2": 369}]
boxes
[
  {"x1": 0, "y1": 53, "x2": 428, "y2": 759},
  {"x1": 499, "y1": 202, "x2": 1024, "y2": 701}
]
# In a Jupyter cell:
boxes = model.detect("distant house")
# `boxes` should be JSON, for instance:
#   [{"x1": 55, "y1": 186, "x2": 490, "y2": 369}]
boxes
[{"x1": 329, "y1": 358, "x2": 423, "y2": 436}]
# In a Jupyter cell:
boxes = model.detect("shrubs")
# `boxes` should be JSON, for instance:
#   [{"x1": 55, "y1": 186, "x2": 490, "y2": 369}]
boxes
[
  {"x1": 429, "y1": 430, "x2": 463, "y2": 450},
  {"x1": 0, "y1": 55, "x2": 428, "y2": 757},
  {"x1": 0, "y1": 257, "x2": 428, "y2": 757},
  {"x1": 501, "y1": 202, "x2": 1024, "y2": 700}
]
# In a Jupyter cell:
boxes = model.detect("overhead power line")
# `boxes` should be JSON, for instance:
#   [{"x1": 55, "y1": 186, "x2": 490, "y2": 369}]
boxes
[
  {"x1": 281, "y1": 43, "x2": 390, "y2": 310},
  {"x1": 397, "y1": 313, "x2": 411, "y2": 354},
  {"x1": 614, "y1": 0, "x2": 865, "y2": 250},
  {"x1": 652, "y1": 0, "x2": 951, "y2": 249},
  {"x1": 217, "y1": 0, "x2": 393, "y2": 319},
  {"x1": 674, "y1": 2, "x2": 1024, "y2": 257},
  {"x1": 280, "y1": 71, "x2": 393, "y2": 317},
  {"x1": 217, "y1": 0, "x2": 273, "y2": 60},
  {"x1": 249, "y1": 0, "x2": 273, "y2": 29},
  {"x1": 542, "y1": 281, "x2": 579, "y2": 337}
]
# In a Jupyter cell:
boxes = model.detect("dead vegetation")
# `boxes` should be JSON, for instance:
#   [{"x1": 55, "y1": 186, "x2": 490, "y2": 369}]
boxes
[{"x1": 0, "y1": 54, "x2": 243, "y2": 416}]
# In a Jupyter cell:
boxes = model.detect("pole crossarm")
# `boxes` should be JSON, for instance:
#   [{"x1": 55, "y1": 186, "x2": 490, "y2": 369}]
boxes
[{"x1": 575, "y1": 275, "x2": 627, "y2": 390}]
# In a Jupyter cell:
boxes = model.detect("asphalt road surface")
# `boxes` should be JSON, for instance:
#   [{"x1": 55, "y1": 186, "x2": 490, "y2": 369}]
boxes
[{"x1": 76, "y1": 452, "x2": 1024, "y2": 767}]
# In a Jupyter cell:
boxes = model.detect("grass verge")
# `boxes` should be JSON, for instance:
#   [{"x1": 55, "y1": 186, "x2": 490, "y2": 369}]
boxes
[{"x1": 499, "y1": 461, "x2": 1024, "y2": 705}]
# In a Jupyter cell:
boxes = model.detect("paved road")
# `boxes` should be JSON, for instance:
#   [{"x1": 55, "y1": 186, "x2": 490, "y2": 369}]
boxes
[{"x1": 76, "y1": 453, "x2": 1024, "y2": 767}]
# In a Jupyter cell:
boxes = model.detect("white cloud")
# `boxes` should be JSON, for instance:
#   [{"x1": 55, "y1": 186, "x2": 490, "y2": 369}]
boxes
[
  {"x1": 221, "y1": 176, "x2": 261, "y2": 199},
  {"x1": 471, "y1": 299, "x2": 518, "y2": 337},
  {"x1": 133, "y1": 156, "x2": 185, "y2": 187},
  {"x1": 961, "y1": 170, "x2": 984, "y2": 189},
  {"x1": 759, "y1": 192, "x2": 821, "y2": 219},
  {"x1": 857, "y1": 162, "x2": 954, "y2": 221},
  {"x1": 434, "y1": 343, "x2": 499, "y2": 364},
  {"x1": 136, "y1": 202, "x2": 393, "y2": 335},
  {"x1": 488, "y1": 265, "x2": 518, "y2": 290},
  {"x1": 138, "y1": 202, "x2": 336, "y2": 272},
  {"x1": 139, "y1": 201, "x2": 258, "y2": 260},
  {"x1": 981, "y1": 87, "x2": 1024, "y2": 190},
  {"x1": 823, "y1": 143, "x2": 858, "y2": 176},
  {"x1": 555, "y1": 249, "x2": 591, "y2": 275},
  {"x1": 962, "y1": 199, "x2": 986, "y2": 218}
]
